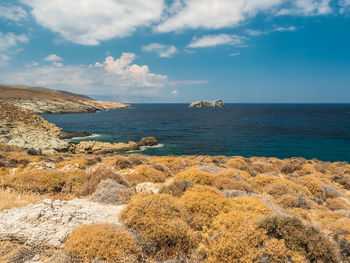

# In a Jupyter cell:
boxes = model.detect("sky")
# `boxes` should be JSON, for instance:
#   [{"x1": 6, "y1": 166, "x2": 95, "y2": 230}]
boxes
[{"x1": 0, "y1": 0, "x2": 350, "y2": 103}]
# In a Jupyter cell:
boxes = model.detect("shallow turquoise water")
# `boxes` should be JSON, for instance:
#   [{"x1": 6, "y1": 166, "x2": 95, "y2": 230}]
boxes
[{"x1": 41, "y1": 104, "x2": 350, "y2": 162}]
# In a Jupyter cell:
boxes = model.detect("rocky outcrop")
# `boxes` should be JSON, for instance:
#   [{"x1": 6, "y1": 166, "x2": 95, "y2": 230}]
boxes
[
  {"x1": 0, "y1": 103, "x2": 69, "y2": 152},
  {"x1": 189, "y1": 99, "x2": 225, "y2": 108},
  {"x1": 58, "y1": 131, "x2": 92, "y2": 140},
  {"x1": 69, "y1": 136, "x2": 159, "y2": 154},
  {"x1": 0, "y1": 84, "x2": 131, "y2": 114},
  {"x1": 0, "y1": 199, "x2": 124, "y2": 248},
  {"x1": 70, "y1": 141, "x2": 140, "y2": 154}
]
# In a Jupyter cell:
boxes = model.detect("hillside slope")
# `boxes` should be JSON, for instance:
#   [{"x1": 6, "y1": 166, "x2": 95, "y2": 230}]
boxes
[
  {"x1": 0, "y1": 103, "x2": 69, "y2": 152},
  {"x1": 0, "y1": 84, "x2": 131, "y2": 113}
]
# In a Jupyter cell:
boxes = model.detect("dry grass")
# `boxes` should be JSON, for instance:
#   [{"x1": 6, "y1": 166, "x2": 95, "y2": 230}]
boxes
[{"x1": 0, "y1": 188, "x2": 45, "y2": 211}]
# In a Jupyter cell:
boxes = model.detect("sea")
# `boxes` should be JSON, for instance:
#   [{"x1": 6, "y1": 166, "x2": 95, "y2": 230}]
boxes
[{"x1": 41, "y1": 104, "x2": 350, "y2": 163}]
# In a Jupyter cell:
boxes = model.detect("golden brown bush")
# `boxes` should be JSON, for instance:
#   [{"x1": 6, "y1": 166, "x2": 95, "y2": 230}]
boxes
[
  {"x1": 56, "y1": 158, "x2": 90, "y2": 169},
  {"x1": 119, "y1": 194, "x2": 198, "y2": 257},
  {"x1": 64, "y1": 223, "x2": 140, "y2": 263},
  {"x1": 267, "y1": 180, "x2": 310, "y2": 199},
  {"x1": 124, "y1": 165, "x2": 167, "y2": 186},
  {"x1": 277, "y1": 194, "x2": 302, "y2": 209},
  {"x1": 2, "y1": 169, "x2": 85, "y2": 194},
  {"x1": 230, "y1": 196, "x2": 273, "y2": 222},
  {"x1": 204, "y1": 211, "x2": 306, "y2": 263},
  {"x1": 175, "y1": 166, "x2": 216, "y2": 185},
  {"x1": 298, "y1": 175, "x2": 327, "y2": 200},
  {"x1": 326, "y1": 198, "x2": 350, "y2": 211},
  {"x1": 78, "y1": 167, "x2": 129, "y2": 196},
  {"x1": 114, "y1": 156, "x2": 132, "y2": 170},
  {"x1": 180, "y1": 185, "x2": 232, "y2": 230},
  {"x1": 258, "y1": 215, "x2": 339, "y2": 263},
  {"x1": 159, "y1": 180, "x2": 194, "y2": 197},
  {"x1": 212, "y1": 177, "x2": 253, "y2": 192},
  {"x1": 0, "y1": 167, "x2": 9, "y2": 178},
  {"x1": 149, "y1": 156, "x2": 188, "y2": 173},
  {"x1": 0, "y1": 241, "x2": 34, "y2": 263},
  {"x1": 225, "y1": 157, "x2": 247, "y2": 170}
]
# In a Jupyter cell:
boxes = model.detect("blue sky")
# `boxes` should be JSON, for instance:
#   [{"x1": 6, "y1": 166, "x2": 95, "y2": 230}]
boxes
[{"x1": 0, "y1": 0, "x2": 350, "y2": 103}]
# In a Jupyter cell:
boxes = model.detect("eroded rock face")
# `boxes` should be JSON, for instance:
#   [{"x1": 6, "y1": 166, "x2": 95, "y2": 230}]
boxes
[
  {"x1": 0, "y1": 199, "x2": 124, "y2": 248},
  {"x1": 137, "y1": 136, "x2": 158, "y2": 147},
  {"x1": 189, "y1": 99, "x2": 225, "y2": 108},
  {"x1": 0, "y1": 103, "x2": 69, "y2": 153}
]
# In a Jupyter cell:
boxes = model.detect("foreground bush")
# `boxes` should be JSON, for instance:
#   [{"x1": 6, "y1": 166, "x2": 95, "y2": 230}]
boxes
[
  {"x1": 64, "y1": 223, "x2": 140, "y2": 263},
  {"x1": 258, "y1": 215, "x2": 339, "y2": 263},
  {"x1": 205, "y1": 212, "x2": 306, "y2": 263},
  {"x1": 2, "y1": 169, "x2": 85, "y2": 194},
  {"x1": 119, "y1": 194, "x2": 198, "y2": 258},
  {"x1": 175, "y1": 166, "x2": 217, "y2": 185},
  {"x1": 180, "y1": 185, "x2": 232, "y2": 230}
]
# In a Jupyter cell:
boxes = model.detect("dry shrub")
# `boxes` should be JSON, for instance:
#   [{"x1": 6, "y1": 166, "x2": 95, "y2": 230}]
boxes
[
  {"x1": 159, "y1": 180, "x2": 194, "y2": 197},
  {"x1": 2, "y1": 169, "x2": 85, "y2": 194},
  {"x1": 212, "y1": 177, "x2": 253, "y2": 192},
  {"x1": 124, "y1": 165, "x2": 167, "y2": 186},
  {"x1": 230, "y1": 196, "x2": 272, "y2": 222},
  {"x1": 79, "y1": 167, "x2": 129, "y2": 196},
  {"x1": 326, "y1": 198, "x2": 350, "y2": 211},
  {"x1": 225, "y1": 157, "x2": 247, "y2": 169},
  {"x1": 0, "y1": 187, "x2": 45, "y2": 211},
  {"x1": 323, "y1": 184, "x2": 342, "y2": 199},
  {"x1": 298, "y1": 175, "x2": 327, "y2": 200},
  {"x1": 277, "y1": 194, "x2": 303, "y2": 209},
  {"x1": 152, "y1": 163, "x2": 173, "y2": 176},
  {"x1": 56, "y1": 158, "x2": 90, "y2": 169},
  {"x1": 114, "y1": 156, "x2": 132, "y2": 170},
  {"x1": 175, "y1": 166, "x2": 216, "y2": 185},
  {"x1": 89, "y1": 179, "x2": 134, "y2": 205},
  {"x1": 333, "y1": 174, "x2": 350, "y2": 190},
  {"x1": 119, "y1": 194, "x2": 198, "y2": 257},
  {"x1": 0, "y1": 167, "x2": 9, "y2": 178},
  {"x1": 128, "y1": 154, "x2": 148, "y2": 165},
  {"x1": 258, "y1": 215, "x2": 339, "y2": 263},
  {"x1": 180, "y1": 185, "x2": 232, "y2": 230},
  {"x1": 149, "y1": 156, "x2": 188, "y2": 173},
  {"x1": 267, "y1": 180, "x2": 310, "y2": 199},
  {"x1": 280, "y1": 158, "x2": 305, "y2": 174},
  {"x1": 0, "y1": 241, "x2": 34, "y2": 263},
  {"x1": 204, "y1": 212, "x2": 306, "y2": 263},
  {"x1": 64, "y1": 223, "x2": 140, "y2": 263}
]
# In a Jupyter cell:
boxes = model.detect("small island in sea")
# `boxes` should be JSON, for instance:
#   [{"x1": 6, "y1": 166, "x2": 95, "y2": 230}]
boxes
[
  {"x1": 1, "y1": 1, "x2": 350, "y2": 262},
  {"x1": 189, "y1": 99, "x2": 225, "y2": 108}
]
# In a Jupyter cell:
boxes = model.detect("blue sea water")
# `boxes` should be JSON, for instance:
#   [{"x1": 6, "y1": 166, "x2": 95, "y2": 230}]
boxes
[{"x1": 41, "y1": 104, "x2": 350, "y2": 162}]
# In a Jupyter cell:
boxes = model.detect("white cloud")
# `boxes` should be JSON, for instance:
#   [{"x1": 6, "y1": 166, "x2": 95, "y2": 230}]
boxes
[
  {"x1": 0, "y1": 32, "x2": 29, "y2": 52},
  {"x1": 340, "y1": 0, "x2": 350, "y2": 13},
  {"x1": 171, "y1": 89, "x2": 178, "y2": 95},
  {"x1": 0, "y1": 53, "x2": 10, "y2": 67},
  {"x1": 102, "y1": 53, "x2": 167, "y2": 88},
  {"x1": 142, "y1": 43, "x2": 177, "y2": 58},
  {"x1": 188, "y1": 34, "x2": 244, "y2": 48},
  {"x1": 157, "y1": 0, "x2": 285, "y2": 32},
  {"x1": 44, "y1": 54, "x2": 63, "y2": 62},
  {"x1": 0, "y1": 52, "x2": 207, "y2": 96},
  {"x1": 273, "y1": 26, "x2": 296, "y2": 31},
  {"x1": 277, "y1": 0, "x2": 332, "y2": 16},
  {"x1": 229, "y1": 52, "x2": 240, "y2": 56},
  {"x1": 0, "y1": 5, "x2": 27, "y2": 21},
  {"x1": 21, "y1": 0, "x2": 165, "y2": 45},
  {"x1": 52, "y1": 62, "x2": 63, "y2": 67}
]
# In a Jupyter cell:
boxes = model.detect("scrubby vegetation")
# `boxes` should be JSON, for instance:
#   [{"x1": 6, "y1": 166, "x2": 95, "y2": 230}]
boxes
[
  {"x1": 64, "y1": 223, "x2": 140, "y2": 263},
  {"x1": 0, "y1": 145, "x2": 350, "y2": 262}
]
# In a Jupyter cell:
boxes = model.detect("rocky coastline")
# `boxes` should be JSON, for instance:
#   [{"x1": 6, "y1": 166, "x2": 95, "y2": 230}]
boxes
[{"x1": 0, "y1": 103, "x2": 158, "y2": 154}]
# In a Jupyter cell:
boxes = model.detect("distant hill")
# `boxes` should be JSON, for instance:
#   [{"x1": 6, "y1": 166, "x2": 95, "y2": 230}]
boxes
[{"x1": 0, "y1": 84, "x2": 131, "y2": 114}]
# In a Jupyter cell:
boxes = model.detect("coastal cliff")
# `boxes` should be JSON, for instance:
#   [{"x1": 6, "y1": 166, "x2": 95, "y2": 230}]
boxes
[
  {"x1": 189, "y1": 99, "x2": 225, "y2": 108},
  {"x1": 0, "y1": 84, "x2": 131, "y2": 114},
  {"x1": 0, "y1": 103, "x2": 69, "y2": 152}
]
